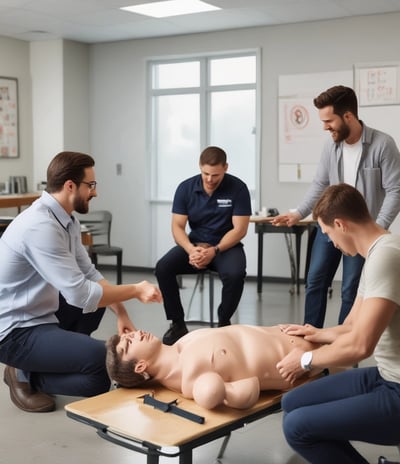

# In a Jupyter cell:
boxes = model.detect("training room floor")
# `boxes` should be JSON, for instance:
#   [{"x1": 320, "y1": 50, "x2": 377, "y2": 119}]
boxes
[{"x1": 0, "y1": 270, "x2": 398, "y2": 464}]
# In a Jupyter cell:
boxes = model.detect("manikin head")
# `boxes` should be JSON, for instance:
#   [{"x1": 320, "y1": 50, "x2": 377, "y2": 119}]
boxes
[{"x1": 105, "y1": 331, "x2": 160, "y2": 388}]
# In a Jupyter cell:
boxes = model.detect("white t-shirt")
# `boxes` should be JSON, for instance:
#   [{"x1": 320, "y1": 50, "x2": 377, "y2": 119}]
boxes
[
  {"x1": 357, "y1": 233, "x2": 400, "y2": 383},
  {"x1": 343, "y1": 138, "x2": 362, "y2": 186}
]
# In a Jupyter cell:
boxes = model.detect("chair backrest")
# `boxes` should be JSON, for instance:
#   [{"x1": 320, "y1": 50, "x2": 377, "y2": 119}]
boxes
[{"x1": 76, "y1": 210, "x2": 112, "y2": 246}]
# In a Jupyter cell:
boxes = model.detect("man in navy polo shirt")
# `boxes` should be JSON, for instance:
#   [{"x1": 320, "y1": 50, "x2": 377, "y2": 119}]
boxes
[{"x1": 155, "y1": 146, "x2": 252, "y2": 345}]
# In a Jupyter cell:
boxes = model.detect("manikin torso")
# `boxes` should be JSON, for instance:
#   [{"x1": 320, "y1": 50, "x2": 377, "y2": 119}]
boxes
[{"x1": 157, "y1": 325, "x2": 317, "y2": 397}]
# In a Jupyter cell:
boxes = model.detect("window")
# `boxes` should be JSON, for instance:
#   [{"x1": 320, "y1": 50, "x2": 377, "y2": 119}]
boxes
[{"x1": 148, "y1": 51, "x2": 260, "y2": 204}]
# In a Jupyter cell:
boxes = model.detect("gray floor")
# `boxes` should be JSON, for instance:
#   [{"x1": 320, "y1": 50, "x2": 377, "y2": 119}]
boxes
[{"x1": 1, "y1": 271, "x2": 399, "y2": 464}]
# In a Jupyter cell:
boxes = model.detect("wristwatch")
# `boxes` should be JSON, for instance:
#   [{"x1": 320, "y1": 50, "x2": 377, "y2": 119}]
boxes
[
  {"x1": 300, "y1": 351, "x2": 313, "y2": 370},
  {"x1": 214, "y1": 245, "x2": 220, "y2": 255}
]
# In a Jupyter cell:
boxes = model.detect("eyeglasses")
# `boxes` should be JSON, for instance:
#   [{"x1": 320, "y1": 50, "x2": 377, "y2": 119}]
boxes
[{"x1": 80, "y1": 181, "x2": 97, "y2": 191}]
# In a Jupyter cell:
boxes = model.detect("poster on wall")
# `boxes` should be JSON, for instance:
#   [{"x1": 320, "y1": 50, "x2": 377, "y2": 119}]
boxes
[
  {"x1": 0, "y1": 77, "x2": 19, "y2": 159},
  {"x1": 278, "y1": 70, "x2": 353, "y2": 182},
  {"x1": 354, "y1": 62, "x2": 400, "y2": 106}
]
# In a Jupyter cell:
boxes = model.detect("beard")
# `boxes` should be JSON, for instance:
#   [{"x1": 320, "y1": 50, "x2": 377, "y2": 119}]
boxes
[
  {"x1": 330, "y1": 119, "x2": 351, "y2": 143},
  {"x1": 74, "y1": 195, "x2": 90, "y2": 214}
]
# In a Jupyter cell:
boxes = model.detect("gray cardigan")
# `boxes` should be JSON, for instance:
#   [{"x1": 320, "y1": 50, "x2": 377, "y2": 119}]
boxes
[{"x1": 296, "y1": 123, "x2": 400, "y2": 229}]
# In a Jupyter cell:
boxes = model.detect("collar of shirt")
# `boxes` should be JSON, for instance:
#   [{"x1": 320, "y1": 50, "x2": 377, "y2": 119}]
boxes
[
  {"x1": 40, "y1": 190, "x2": 74, "y2": 230},
  {"x1": 193, "y1": 173, "x2": 228, "y2": 194}
]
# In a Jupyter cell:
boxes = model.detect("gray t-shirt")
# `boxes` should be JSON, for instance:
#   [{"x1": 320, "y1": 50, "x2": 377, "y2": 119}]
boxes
[{"x1": 358, "y1": 233, "x2": 400, "y2": 383}]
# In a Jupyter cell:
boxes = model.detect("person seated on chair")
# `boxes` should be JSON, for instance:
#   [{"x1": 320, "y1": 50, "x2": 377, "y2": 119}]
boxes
[
  {"x1": 106, "y1": 324, "x2": 322, "y2": 410},
  {"x1": 154, "y1": 146, "x2": 252, "y2": 345}
]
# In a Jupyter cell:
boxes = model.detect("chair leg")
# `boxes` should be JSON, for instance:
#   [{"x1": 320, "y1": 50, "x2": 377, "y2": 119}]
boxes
[
  {"x1": 91, "y1": 252, "x2": 98, "y2": 266},
  {"x1": 209, "y1": 273, "x2": 214, "y2": 328},
  {"x1": 116, "y1": 252, "x2": 122, "y2": 285}
]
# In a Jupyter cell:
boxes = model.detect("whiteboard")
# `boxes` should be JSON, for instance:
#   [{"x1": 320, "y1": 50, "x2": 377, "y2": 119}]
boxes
[
  {"x1": 359, "y1": 105, "x2": 400, "y2": 148},
  {"x1": 278, "y1": 70, "x2": 353, "y2": 182}
]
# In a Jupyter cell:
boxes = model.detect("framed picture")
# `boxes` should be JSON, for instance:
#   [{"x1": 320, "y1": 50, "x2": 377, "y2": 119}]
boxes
[
  {"x1": 0, "y1": 77, "x2": 19, "y2": 158},
  {"x1": 354, "y1": 62, "x2": 400, "y2": 107}
]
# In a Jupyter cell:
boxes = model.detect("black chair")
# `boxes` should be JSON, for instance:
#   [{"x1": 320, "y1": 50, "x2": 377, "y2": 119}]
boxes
[{"x1": 77, "y1": 210, "x2": 123, "y2": 284}]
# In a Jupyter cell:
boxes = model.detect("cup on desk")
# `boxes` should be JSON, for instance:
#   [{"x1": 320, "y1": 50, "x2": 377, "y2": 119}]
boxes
[{"x1": 259, "y1": 206, "x2": 267, "y2": 217}]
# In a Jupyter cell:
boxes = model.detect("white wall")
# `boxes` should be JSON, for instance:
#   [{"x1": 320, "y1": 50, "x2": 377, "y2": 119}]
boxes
[
  {"x1": 63, "y1": 40, "x2": 90, "y2": 153},
  {"x1": 88, "y1": 12, "x2": 400, "y2": 277},
  {"x1": 30, "y1": 40, "x2": 64, "y2": 187},
  {"x1": 30, "y1": 40, "x2": 90, "y2": 188},
  {"x1": 0, "y1": 37, "x2": 32, "y2": 192}
]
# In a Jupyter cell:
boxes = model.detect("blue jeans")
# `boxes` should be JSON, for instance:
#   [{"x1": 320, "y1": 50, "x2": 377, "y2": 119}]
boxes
[
  {"x1": 0, "y1": 294, "x2": 110, "y2": 397},
  {"x1": 304, "y1": 225, "x2": 365, "y2": 327},
  {"x1": 155, "y1": 244, "x2": 247, "y2": 324},
  {"x1": 282, "y1": 367, "x2": 400, "y2": 464}
]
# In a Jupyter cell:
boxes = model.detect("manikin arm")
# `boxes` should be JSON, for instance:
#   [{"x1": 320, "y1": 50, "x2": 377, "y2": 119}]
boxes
[{"x1": 191, "y1": 372, "x2": 260, "y2": 410}]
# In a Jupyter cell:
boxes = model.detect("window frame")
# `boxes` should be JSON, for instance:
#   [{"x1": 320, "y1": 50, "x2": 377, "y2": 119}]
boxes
[{"x1": 147, "y1": 49, "x2": 261, "y2": 208}]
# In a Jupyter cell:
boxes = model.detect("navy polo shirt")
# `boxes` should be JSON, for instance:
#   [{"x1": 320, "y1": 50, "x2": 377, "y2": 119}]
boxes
[{"x1": 172, "y1": 173, "x2": 251, "y2": 246}]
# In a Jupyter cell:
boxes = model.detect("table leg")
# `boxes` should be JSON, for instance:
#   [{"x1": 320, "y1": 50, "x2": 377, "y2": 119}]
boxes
[
  {"x1": 295, "y1": 231, "x2": 302, "y2": 295},
  {"x1": 179, "y1": 450, "x2": 193, "y2": 463},
  {"x1": 257, "y1": 230, "x2": 263, "y2": 293},
  {"x1": 147, "y1": 454, "x2": 159, "y2": 464}
]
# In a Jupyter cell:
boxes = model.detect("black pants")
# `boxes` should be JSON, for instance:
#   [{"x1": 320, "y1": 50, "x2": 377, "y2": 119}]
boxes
[
  {"x1": 155, "y1": 244, "x2": 246, "y2": 324},
  {"x1": 0, "y1": 294, "x2": 109, "y2": 397}
]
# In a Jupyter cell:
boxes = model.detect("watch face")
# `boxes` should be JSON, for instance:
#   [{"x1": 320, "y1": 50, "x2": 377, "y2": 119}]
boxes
[{"x1": 302, "y1": 351, "x2": 312, "y2": 369}]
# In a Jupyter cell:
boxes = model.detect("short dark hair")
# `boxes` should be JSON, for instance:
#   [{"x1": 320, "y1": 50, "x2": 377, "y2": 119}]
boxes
[
  {"x1": 105, "y1": 334, "x2": 148, "y2": 388},
  {"x1": 313, "y1": 183, "x2": 371, "y2": 226},
  {"x1": 46, "y1": 151, "x2": 95, "y2": 193},
  {"x1": 199, "y1": 146, "x2": 227, "y2": 166},
  {"x1": 313, "y1": 85, "x2": 358, "y2": 119}
]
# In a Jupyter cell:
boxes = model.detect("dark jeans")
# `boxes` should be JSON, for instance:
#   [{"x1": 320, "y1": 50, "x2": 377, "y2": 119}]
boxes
[
  {"x1": 0, "y1": 294, "x2": 110, "y2": 397},
  {"x1": 155, "y1": 244, "x2": 247, "y2": 324},
  {"x1": 282, "y1": 367, "x2": 400, "y2": 464},
  {"x1": 304, "y1": 225, "x2": 365, "y2": 327}
]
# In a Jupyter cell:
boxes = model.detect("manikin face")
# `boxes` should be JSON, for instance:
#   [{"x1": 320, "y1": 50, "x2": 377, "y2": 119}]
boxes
[
  {"x1": 116, "y1": 330, "x2": 162, "y2": 363},
  {"x1": 318, "y1": 218, "x2": 356, "y2": 257},
  {"x1": 200, "y1": 163, "x2": 228, "y2": 195},
  {"x1": 318, "y1": 106, "x2": 351, "y2": 143},
  {"x1": 73, "y1": 167, "x2": 97, "y2": 214}
]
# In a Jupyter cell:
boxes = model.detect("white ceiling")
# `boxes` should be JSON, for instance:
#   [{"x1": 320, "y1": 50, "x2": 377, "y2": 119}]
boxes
[{"x1": 1, "y1": 0, "x2": 400, "y2": 44}]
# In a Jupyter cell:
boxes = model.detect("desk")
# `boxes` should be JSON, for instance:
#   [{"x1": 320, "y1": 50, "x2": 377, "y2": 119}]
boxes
[
  {"x1": 251, "y1": 217, "x2": 315, "y2": 294},
  {"x1": 0, "y1": 193, "x2": 40, "y2": 212}
]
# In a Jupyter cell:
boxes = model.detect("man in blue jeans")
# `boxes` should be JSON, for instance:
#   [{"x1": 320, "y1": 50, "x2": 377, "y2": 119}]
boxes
[
  {"x1": 155, "y1": 146, "x2": 251, "y2": 345},
  {"x1": 0, "y1": 151, "x2": 162, "y2": 413},
  {"x1": 276, "y1": 184, "x2": 400, "y2": 464},
  {"x1": 271, "y1": 85, "x2": 400, "y2": 327}
]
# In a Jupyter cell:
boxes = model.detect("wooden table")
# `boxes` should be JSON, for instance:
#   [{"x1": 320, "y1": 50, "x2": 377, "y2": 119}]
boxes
[
  {"x1": 0, "y1": 193, "x2": 40, "y2": 212},
  {"x1": 65, "y1": 374, "x2": 325, "y2": 464},
  {"x1": 250, "y1": 216, "x2": 316, "y2": 294},
  {"x1": 65, "y1": 385, "x2": 283, "y2": 464}
]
